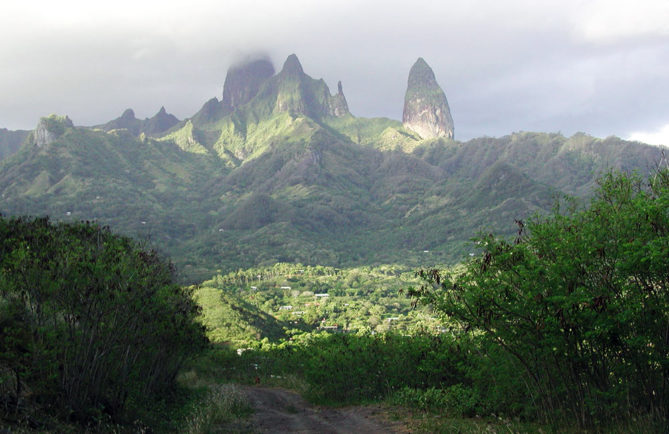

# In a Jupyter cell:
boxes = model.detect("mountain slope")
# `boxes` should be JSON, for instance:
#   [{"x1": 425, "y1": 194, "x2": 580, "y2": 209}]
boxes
[
  {"x1": 0, "y1": 55, "x2": 664, "y2": 282},
  {"x1": 0, "y1": 128, "x2": 29, "y2": 161}
]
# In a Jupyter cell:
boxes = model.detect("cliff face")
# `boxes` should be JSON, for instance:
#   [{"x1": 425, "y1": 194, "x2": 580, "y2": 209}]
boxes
[
  {"x1": 329, "y1": 81, "x2": 349, "y2": 117},
  {"x1": 402, "y1": 58, "x2": 454, "y2": 139},
  {"x1": 34, "y1": 115, "x2": 73, "y2": 147},
  {"x1": 271, "y1": 54, "x2": 350, "y2": 119},
  {"x1": 273, "y1": 54, "x2": 310, "y2": 115},
  {"x1": 222, "y1": 58, "x2": 276, "y2": 112}
]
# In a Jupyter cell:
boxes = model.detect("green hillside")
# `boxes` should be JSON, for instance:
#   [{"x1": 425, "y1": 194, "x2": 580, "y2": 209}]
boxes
[
  {"x1": 0, "y1": 128, "x2": 28, "y2": 160},
  {"x1": 0, "y1": 57, "x2": 664, "y2": 282}
]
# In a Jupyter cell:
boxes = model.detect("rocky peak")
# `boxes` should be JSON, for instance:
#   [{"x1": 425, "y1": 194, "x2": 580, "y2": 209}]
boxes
[
  {"x1": 120, "y1": 108, "x2": 136, "y2": 120},
  {"x1": 402, "y1": 58, "x2": 454, "y2": 139},
  {"x1": 143, "y1": 107, "x2": 179, "y2": 136},
  {"x1": 329, "y1": 81, "x2": 350, "y2": 117},
  {"x1": 270, "y1": 54, "x2": 349, "y2": 119},
  {"x1": 273, "y1": 54, "x2": 310, "y2": 115},
  {"x1": 101, "y1": 109, "x2": 141, "y2": 134},
  {"x1": 34, "y1": 115, "x2": 73, "y2": 147},
  {"x1": 279, "y1": 54, "x2": 305, "y2": 78},
  {"x1": 222, "y1": 58, "x2": 275, "y2": 111},
  {"x1": 192, "y1": 97, "x2": 223, "y2": 125}
]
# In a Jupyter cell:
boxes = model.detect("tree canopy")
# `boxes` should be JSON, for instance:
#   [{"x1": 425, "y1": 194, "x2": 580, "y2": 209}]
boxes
[
  {"x1": 0, "y1": 216, "x2": 207, "y2": 425},
  {"x1": 410, "y1": 169, "x2": 669, "y2": 425}
]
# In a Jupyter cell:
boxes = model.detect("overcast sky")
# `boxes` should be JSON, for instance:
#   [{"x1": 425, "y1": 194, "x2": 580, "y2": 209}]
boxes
[{"x1": 1, "y1": 0, "x2": 668, "y2": 145}]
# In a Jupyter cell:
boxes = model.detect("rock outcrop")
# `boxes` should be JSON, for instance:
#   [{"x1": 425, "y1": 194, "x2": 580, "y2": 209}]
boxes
[
  {"x1": 272, "y1": 54, "x2": 349, "y2": 118},
  {"x1": 274, "y1": 54, "x2": 309, "y2": 114},
  {"x1": 102, "y1": 108, "x2": 142, "y2": 135},
  {"x1": 195, "y1": 54, "x2": 349, "y2": 125},
  {"x1": 143, "y1": 106, "x2": 179, "y2": 135},
  {"x1": 99, "y1": 107, "x2": 179, "y2": 136},
  {"x1": 222, "y1": 58, "x2": 276, "y2": 112},
  {"x1": 34, "y1": 115, "x2": 73, "y2": 147},
  {"x1": 402, "y1": 58, "x2": 454, "y2": 139},
  {"x1": 329, "y1": 81, "x2": 349, "y2": 117}
]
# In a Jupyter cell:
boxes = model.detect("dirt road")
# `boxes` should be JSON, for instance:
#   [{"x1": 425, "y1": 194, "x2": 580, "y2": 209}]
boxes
[{"x1": 218, "y1": 385, "x2": 408, "y2": 433}]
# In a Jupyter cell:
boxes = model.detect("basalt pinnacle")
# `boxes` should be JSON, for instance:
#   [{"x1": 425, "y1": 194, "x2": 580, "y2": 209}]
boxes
[
  {"x1": 329, "y1": 81, "x2": 349, "y2": 117},
  {"x1": 222, "y1": 58, "x2": 276, "y2": 111},
  {"x1": 273, "y1": 54, "x2": 349, "y2": 118},
  {"x1": 402, "y1": 58, "x2": 454, "y2": 140}
]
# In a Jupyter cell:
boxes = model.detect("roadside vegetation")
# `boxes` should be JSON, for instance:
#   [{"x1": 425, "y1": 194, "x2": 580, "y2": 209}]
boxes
[{"x1": 0, "y1": 217, "x2": 208, "y2": 431}]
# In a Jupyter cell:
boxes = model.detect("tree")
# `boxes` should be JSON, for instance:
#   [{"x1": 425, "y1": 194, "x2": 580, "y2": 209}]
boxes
[
  {"x1": 0, "y1": 217, "x2": 208, "y2": 423},
  {"x1": 410, "y1": 170, "x2": 669, "y2": 426}
]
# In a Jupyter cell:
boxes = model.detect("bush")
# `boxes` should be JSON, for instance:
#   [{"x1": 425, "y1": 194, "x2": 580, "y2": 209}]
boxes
[
  {"x1": 231, "y1": 331, "x2": 475, "y2": 405},
  {"x1": 390, "y1": 384, "x2": 479, "y2": 416},
  {"x1": 0, "y1": 216, "x2": 208, "y2": 425},
  {"x1": 410, "y1": 170, "x2": 669, "y2": 426}
]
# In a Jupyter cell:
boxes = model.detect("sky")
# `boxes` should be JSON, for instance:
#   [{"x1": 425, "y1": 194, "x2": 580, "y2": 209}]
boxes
[{"x1": 1, "y1": 0, "x2": 668, "y2": 145}]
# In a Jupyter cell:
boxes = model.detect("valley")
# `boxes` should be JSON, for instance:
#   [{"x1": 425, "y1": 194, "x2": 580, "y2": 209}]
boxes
[{"x1": 0, "y1": 53, "x2": 667, "y2": 433}]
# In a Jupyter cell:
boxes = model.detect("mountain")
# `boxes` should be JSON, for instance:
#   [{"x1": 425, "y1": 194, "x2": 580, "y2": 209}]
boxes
[
  {"x1": 222, "y1": 57, "x2": 276, "y2": 111},
  {"x1": 0, "y1": 55, "x2": 663, "y2": 282},
  {"x1": 0, "y1": 128, "x2": 29, "y2": 161},
  {"x1": 402, "y1": 58, "x2": 454, "y2": 139},
  {"x1": 97, "y1": 106, "x2": 180, "y2": 136}
]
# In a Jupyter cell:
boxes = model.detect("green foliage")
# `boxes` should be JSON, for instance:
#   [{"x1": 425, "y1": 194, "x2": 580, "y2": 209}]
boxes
[
  {"x1": 410, "y1": 169, "x2": 669, "y2": 426},
  {"x1": 193, "y1": 285, "x2": 289, "y2": 346},
  {"x1": 390, "y1": 385, "x2": 479, "y2": 416},
  {"x1": 0, "y1": 216, "x2": 208, "y2": 426},
  {"x1": 221, "y1": 332, "x2": 475, "y2": 406},
  {"x1": 40, "y1": 114, "x2": 73, "y2": 137},
  {"x1": 194, "y1": 263, "x2": 441, "y2": 344},
  {"x1": 183, "y1": 384, "x2": 251, "y2": 434},
  {"x1": 0, "y1": 104, "x2": 664, "y2": 284}
]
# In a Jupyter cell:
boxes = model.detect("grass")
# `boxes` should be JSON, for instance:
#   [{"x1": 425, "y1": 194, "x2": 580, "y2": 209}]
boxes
[{"x1": 183, "y1": 384, "x2": 252, "y2": 434}]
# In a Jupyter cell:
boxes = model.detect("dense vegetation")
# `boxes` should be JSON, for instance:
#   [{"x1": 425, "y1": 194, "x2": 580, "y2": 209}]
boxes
[
  {"x1": 0, "y1": 128, "x2": 28, "y2": 161},
  {"x1": 409, "y1": 169, "x2": 669, "y2": 427},
  {"x1": 1, "y1": 111, "x2": 662, "y2": 284},
  {"x1": 182, "y1": 169, "x2": 668, "y2": 432},
  {"x1": 1, "y1": 169, "x2": 666, "y2": 432},
  {"x1": 0, "y1": 216, "x2": 208, "y2": 429},
  {"x1": 193, "y1": 263, "x2": 444, "y2": 345}
]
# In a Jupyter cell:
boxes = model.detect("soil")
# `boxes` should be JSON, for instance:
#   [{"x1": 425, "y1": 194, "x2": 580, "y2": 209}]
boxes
[{"x1": 217, "y1": 385, "x2": 410, "y2": 433}]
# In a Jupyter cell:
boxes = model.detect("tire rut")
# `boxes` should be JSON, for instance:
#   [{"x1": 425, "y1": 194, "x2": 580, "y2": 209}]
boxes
[{"x1": 218, "y1": 385, "x2": 406, "y2": 433}]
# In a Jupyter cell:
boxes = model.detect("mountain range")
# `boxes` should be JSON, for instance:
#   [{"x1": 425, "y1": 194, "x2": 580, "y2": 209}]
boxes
[{"x1": 0, "y1": 54, "x2": 664, "y2": 282}]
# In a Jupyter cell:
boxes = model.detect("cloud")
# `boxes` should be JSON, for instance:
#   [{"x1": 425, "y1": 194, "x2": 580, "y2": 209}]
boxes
[
  {"x1": 0, "y1": 0, "x2": 668, "y2": 142},
  {"x1": 628, "y1": 123, "x2": 669, "y2": 147},
  {"x1": 575, "y1": 0, "x2": 669, "y2": 44}
]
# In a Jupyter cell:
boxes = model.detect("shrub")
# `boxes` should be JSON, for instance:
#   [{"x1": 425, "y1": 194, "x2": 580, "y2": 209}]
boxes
[
  {"x1": 410, "y1": 170, "x2": 669, "y2": 426},
  {"x1": 0, "y1": 216, "x2": 208, "y2": 424},
  {"x1": 390, "y1": 384, "x2": 479, "y2": 416}
]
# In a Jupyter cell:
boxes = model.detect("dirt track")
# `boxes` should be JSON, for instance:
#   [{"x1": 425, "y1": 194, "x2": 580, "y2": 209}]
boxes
[{"x1": 218, "y1": 385, "x2": 407, "y2": 433}]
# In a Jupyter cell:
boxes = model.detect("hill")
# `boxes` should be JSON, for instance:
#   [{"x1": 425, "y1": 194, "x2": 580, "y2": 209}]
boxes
[
  {"x1": 0, "y1": 55, "x2": 664, "y2": 282},
  {"x1": 0, "y1": 128, "x2": 29, "y2": 161}
]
